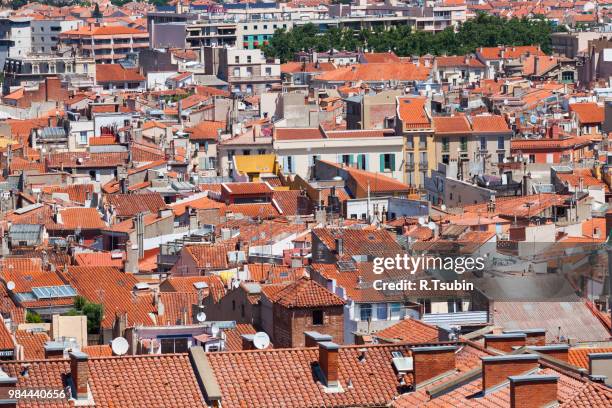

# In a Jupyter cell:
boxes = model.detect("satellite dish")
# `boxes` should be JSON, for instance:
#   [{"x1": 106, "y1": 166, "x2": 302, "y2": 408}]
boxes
[
  {"x1": 211, "y1": 325, "x2": 220, "y2": 337},
  {"x1": 196, "y1": 312, "x2": 207, "y2": 322},
  {"x1": 111, "y1": 337, "x2": 129, "y2": 356},
  {"x1": 232, "y1": 280, "x2": 240, "y2": 289},
  {"x1": 253, "y1": 332, "x2": 270, "y2": 350},
  {"x1": 427, "y1": 222, "x2": 436, "y2": 230},
  {"x1": 417, "y1": 217, "x2": 425, "y2": 226},
  {"x1": 6, "y1": 281, "x2": 15, "y2": 291}
]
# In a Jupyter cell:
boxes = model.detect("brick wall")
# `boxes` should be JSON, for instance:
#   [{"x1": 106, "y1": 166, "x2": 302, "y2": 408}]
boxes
[
  {"x1": 510, "y1": 377, "x2": 558, "y2": 408},
  {"x1": 273, "y1": 303, "x2": 344, "y2": 348},
  {"x1": 482, "y1": 356, "x2": 539, "y2": 390},
  {"x1": 413, "y1": 347, "x2": 456, "y2": 385}
]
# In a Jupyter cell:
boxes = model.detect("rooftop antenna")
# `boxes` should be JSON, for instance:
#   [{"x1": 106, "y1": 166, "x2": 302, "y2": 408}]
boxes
[
  {"x1": 253, "y1": 332, "x2": 270, "y2": 350},
  {"x1": 111, "y1": 337, "x2": 129, "y2": 356}
]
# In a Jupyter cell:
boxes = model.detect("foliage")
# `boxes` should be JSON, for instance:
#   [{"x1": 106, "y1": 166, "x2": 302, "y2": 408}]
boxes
[
  {"x1": 92, "y1": 3, "x2": 102, "y2": 19},
  {"x1": 66, "y1": 296, "x2": 104, "y2": 334},
  {"x1": 26, "y1": 311, "x2": 43, "y2": 323},
  {"x1": 262, "y1": 13, "x2": 561, "y2": 63}
]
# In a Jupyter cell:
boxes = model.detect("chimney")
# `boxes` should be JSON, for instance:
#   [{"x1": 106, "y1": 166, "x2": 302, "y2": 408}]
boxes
[
  {"x1": 412, "y1": 345, "x2": 456, "y2": 387},
  {"x1": 124, "y1": 240, "x2": 138, "y2": 274},
  {"x1": 0, "y1": 370, "x2": 17, "y2": 407},
  {"x1": 335, "y1": 238, "x2": 343, "y2": 256},
  {"x1": 481, "y1": 355, "x2": 539, "y2": 391},
  {"x1": 69, "y1": 351, "x2": 89, "y2": 400},
  {"x1": 527, "y1": 344, "x2": 569, "y2": 362},
  {"x1": 304, "y1": 331, "x2": 332, "y2": 347},
  {"x1": 509, "y1": 374, "x2": 558, "y2": 408},
  {"x1": 504, "y1": 329, "x2": 545, "y2": 346},
  {"x1": 533, "y1": 55, "x2": 539, "y2": 76},
  {"x1": 53, "y1": 206, "x2": 62, "y2": 225},
  {"x1": 588, "y1": 352, "x2": 612, "y2": 386},
  {"x1": 241, "y1": 334, "x2": 256, "y2": 350},
  {"x1": 43, "y1": 342, "x2": 65, "y2": 359},
  {"x1": 484, "y1": 333, "x2": 527, "y2": 352},
  {"x1": 318, "y1": 341, "x2": 339, "y2": 387}
]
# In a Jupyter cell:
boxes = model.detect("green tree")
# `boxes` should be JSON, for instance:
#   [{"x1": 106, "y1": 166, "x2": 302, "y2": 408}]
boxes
[
  {"x1": 26, "y1": 311, "x2": 43, "y2": 323},
  {"x1": 66, "y1": 296, "x2": 104, "y2": 334},
  {"x1": 92, "y1": 3, "x2": 102, "y2": 19}
]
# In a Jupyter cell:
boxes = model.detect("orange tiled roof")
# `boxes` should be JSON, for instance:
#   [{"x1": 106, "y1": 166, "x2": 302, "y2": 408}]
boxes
[
  {"x1": 15, "y1": 329, "x2": 49, "y2": 359},
  {"x1": 374, "y1": 318, "x2": 439, "y2": 343},
  {"x1": 267, "y1": 277, "x2": 345, "y2": 308},
  {"x1": 106, "y1": 193, "x2": 166, "y2": 218},
  {"x1": 185, "y1": 121, "x2": 225, "y2": 141},
  {"x1": 570, "y1": 102, "x2": 604, "y2": 124},
  {"x1": 161, "y1": 275, "x2": 226, "y2": 303},
  {"x1": 62, "y1": 24, "x2": 147, "y2": 36},
  {"x1": 95, "y1": 64, "x2": 145, "y2": 83},
  {"x1": 433, "y1": 115, "x2": 471, "y2": 134},
  {"x1": 470, "y1": 114, "x2": 511, "y2": 132},
  {"x1": 397, "y1": 96, "x2": 431, "y2": 128},
  {"x1": 315, "y1": 63, "x2": 430, "y2": 82}
]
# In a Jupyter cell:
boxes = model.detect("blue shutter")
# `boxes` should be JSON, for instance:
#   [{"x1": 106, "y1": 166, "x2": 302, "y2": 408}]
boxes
[
  {"x1": 282, "y1": 156, "x2": 288, "y2": 172},
  {"x1": 390, "y1": 154, "x2": 396, "y2": 171},
  {"x1": 364, "y1": 154, "x2": 369, "y2": 171},
  {"x1": 379, "y1": 154, "x2": 385, "y2": 172}
]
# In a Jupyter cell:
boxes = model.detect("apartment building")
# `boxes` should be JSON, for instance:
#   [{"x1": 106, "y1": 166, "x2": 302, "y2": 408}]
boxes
[
  {"x1": 0, "y1": 16, "x2": 32, "y2": 68},
  {"x1": 395, "y1": 96, "x2": 434, "y2": 188},
  {"x1": 59, "y1": 24, "x2": 149, "y2": 64},
  {"x1": 31, "y1": 19, "x2": 81, "y2": 54},
  {"x1": 211, "y1": 47, "x2": 280, "y2": 95},
  {"x1": 274, "y1": 127, "x2": 404, "y2": 182}
]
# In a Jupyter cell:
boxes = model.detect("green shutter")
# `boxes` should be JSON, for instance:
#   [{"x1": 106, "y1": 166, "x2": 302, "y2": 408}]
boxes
[
  {"x1": 379, "y1": 154, "x2": 385, "y2": 172},
  {"x1": 390, "y1": 154, "x2": 396, "y2": 171}
]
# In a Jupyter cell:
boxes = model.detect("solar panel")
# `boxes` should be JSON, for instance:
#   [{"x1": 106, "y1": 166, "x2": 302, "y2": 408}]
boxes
[{"x1": 31, "y1": 285, "x2": 77, "y2": 300}]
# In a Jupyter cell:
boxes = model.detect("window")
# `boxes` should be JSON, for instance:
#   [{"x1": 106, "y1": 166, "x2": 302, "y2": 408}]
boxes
[
  {"x1": 312, "y1": 310, "x2": 324, "y2": 325},
  {"x1": 228, "y1": 150, "x2": 235, "y2": 160},
  {"x1": 79, "y1": 131, "x2": 87, "y2": 145},
  {"x1": 246, "y1": 67, "x2": 253, "y2": 77},
  {"x1": 390, "y1": 303, "x2": 402, "y2": 319},
  {"x1": 441, "y1": 137, "x2": 449, "y2": 152},
  {"x1": 460, "y1": 136, "x2": 467, "y2": 151},
  {"x1": 258, "y1": 149, "x2": 266, "y2": 155},
  {"x1": 356, "y1": 154, "x2": 367, "y2": 170},
  {"x1": 419, "y1": 135, "x2": 427, "y2": 149},
  {"x1": 442, "y1": 154, "x2": 449, "y2": 165},
  {"x1": 232, "y1": 300, "x2": 236, "y2": 310},
  {"x1": 497, "y1": 135, "x2": 505, "y2": 150},
  {"x1": 561, "y1": 71, "x2": 574, "y2": 82},
  {"x1": 242, "y1": 149, "x2": 251, "y2": 155},
  {"x1": 265, "y1": 67, "x2": 272, "y2": 76},
  {"x1": 529, "y1": 154, "x2": 536, "y2": 163},
  {"x1": 247, "y1": 55, "x2": 252, "y2": 63},
  {"x1": 380, "y1": 154, "x2": 395, "y2": 172},
  {"x1": 498, "y1": 153, "x2": 504, "y2": 163},
  {"x1": 284, "y1": 156, "x2": 295, "y2": 173},
  {"x1": 480, "y1": 136, "x2": 486, "y2": 150},
  {"x1": 420, "y1": 299, "x2": 431, "y2": 314},
  {"x1": 360, "y1": 303, "x2": 372, "y2": 321},
  {"x1": 234, "y1": 56, "x2": 239, "y2": 63},
  {"x1": 341, "y1": 154, "x2": 352, "y2": 166},
  {"x1": 263, "y1": 25, "x2": 268, "y2": 29},
  {"x1": 376, "y1": 303, "x2": 387, "y2": 320}
]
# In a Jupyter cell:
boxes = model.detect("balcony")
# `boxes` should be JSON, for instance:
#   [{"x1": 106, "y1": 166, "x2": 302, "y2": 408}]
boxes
[
  {"x1": 228, "y1": 75, "x2": 280, "y2": 83},
  {"x1": 418, "y1": 162, "x2": 429, "y2": 171}
]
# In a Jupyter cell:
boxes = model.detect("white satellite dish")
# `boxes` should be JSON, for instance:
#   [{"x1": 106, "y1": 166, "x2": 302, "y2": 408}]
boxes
[
  {"x1": 232, "y1": 280, "x2": 240, "y2": 289},
  {"x1": 211, "y1": 325, "x2": 220, "y2": 337},
  {"x1": 6, "y1": 281, "x2": 15, "y2": 291},
  {"x1": 417, "y1": 217, "x2": 425, "y2": 226},
  {"x1": 196, "y1": 312, "x2": 207, "y2": 322},
  {"x1": 111, "y1": 337, "x2": 129, "y2": 356},
  {"x1": 427, "y1": 222, "x2": 436, "y2": 230},
  {"x1": 253, "y1": 332, "x2": 270, "y2": 350}
]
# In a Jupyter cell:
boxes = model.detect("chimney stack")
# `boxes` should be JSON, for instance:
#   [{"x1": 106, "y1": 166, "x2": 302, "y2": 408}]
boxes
[
  {"x1": 69, "y1": 351, "x2": 89, "y2": 400},
  {"x1": 412, "y1": 345, "x2": 456, "y2": 387},
  {"x1": 503, "y1": 329, "x2": 545, "y2": 346},
  {"x1": 481, "y1": 355, "x2": 539, "y2": 392},
  {"x1": 588, "y1": 352, "x2": 612, "y2": 386},
  {"x1": 509, "y1": 374, "x2": 558, "y2": 408},
  {"x1": 318, "y1": 341, "x2": 339, "y2": 387},
  {"x1": 484, "y1": 333, "x2": 527, "y2": 352},
  {"x1": 335, "y1": 238, "x2": 343, "y2": 257},
  {"x1": 526, "y1": 344, "x2": 569, "y2": 362},
  {"x1": 0, "y1": 370, "x2": 17, "y2": 407},
  {"x1": 305, "y1": 331, "x2": 332, "y2": 347},
  {"x1": 43, "y1": 342, "x2": 65, "y2": 359}
]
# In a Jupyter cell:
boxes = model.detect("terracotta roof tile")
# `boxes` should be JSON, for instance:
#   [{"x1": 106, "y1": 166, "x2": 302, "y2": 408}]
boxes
[
  {"x1": 268, "y1": 277, "x2": 344, "y2": 308},
  {"x1": 570, "y1": 102, "x2": 604, "y2": 124},
  {"x1": 470, "y1": 114, "x2": 511, "y2": 132},
  {"x1": 315, "y1": 62, "x2": 430, "y2": 82},
  {"x1": 161, "y1": 275, "x2": 226, "y2": 303},
  {"x1": 185, "y1": 121, "x2": 225, "y2": 141},
  {"x1": 374, "y1": 319, "x2": 439, "y2": 343},
  {"x1": 433, "y1": 115, "x2": 471, "y2": 134},
  {"x1": 107, "y1": 193, "x2": 166, "y2": 218},
  {"x1": 397, "y1": 96, "x2": 431, "y2": 128},
  {"x1": 95, "y1": 64, "x2": 145, "y2": 83},
  {"x1": 15, "y1": 329, "x2": 48, "y2": 359}
]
